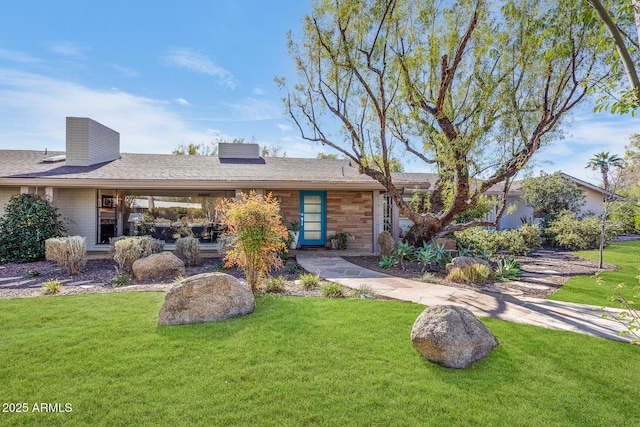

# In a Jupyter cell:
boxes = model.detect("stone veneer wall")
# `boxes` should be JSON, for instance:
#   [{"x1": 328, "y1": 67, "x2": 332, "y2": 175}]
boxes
[
  {"x1": 273, "y1": 189, "x2": 373, "y2": 251},
  {"x1": 271, "y1": 190, "x2": 300, "y2": 228},
  {"x1": 326, "y1": 190, "x2": 373, "y2": 251}
]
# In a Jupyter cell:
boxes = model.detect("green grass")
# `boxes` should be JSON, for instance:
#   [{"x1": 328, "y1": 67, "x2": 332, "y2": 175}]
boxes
[
  {"x1": 1, "y1": 292, "x2": 639, "y2": 426},
  {"x1": 548, "y1": 240, "x2": 640, "y2": 306}
]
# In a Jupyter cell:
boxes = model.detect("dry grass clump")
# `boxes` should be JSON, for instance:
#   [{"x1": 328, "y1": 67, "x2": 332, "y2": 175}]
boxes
[
  {"x1": 175, "y1": 237, "x2": 201, "y2": 266},
  {"x1": 45, "y1": 236, "x2": 86, "y2": 275}
]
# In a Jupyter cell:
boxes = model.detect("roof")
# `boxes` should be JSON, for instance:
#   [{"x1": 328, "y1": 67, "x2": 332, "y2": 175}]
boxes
[{"x1": 0, "y1": 150, "x2": 439, "y2": 191}]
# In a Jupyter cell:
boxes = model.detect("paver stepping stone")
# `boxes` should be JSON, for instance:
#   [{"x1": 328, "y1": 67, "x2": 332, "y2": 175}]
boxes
[
  {"x1": 0, "y1": 276, "x2": 23, "y2": 282},
  {"x1": 0, "y1": 280, "x2": 34, "y2": 288}
]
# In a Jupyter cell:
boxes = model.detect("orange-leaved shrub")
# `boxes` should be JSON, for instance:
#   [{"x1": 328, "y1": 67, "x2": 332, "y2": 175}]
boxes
[{"x1": 219, "y1": 191, "x2": 288, "y2": 292}]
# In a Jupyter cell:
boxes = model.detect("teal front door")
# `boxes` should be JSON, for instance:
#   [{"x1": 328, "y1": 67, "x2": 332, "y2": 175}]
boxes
[{"x1": 299, "y1": 191, "x2": 326, "y2": 247}]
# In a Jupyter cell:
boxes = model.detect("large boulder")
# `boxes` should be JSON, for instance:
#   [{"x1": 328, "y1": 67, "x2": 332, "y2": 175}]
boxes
[
  {"x1": 132, "y1": 251, "x2": 186, "y2": 282},
  {"x1": 445, "y1": 256, "x2": 491, "y2": 274},
  {"x1": 158, "y1": 272, "x2": 255, "y2": 326},
  {"x1": 411, "y1": 305, "x2": 498, "y2": 369},
  {"x1": 377, "y1": 231, "x2": 395, "y2": 256}
]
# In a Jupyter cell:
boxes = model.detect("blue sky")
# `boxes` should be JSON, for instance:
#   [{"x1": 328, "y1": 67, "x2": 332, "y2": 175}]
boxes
[{"x1": 0, "y1": 1, "x2": 637, "y2": 185}]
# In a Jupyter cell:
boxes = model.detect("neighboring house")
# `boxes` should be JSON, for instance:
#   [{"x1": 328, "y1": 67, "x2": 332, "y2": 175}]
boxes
[{"x1": 0, "y1": 118, "x2": 618, "y2": 253}]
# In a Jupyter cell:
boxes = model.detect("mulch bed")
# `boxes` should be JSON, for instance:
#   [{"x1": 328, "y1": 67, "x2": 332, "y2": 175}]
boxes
[
  {"x1": 0, "y1": 249, "x2": 614, "y2": 300},
  {"x1": 0, "y1": 257, "x2": 322, "y2": 299}
]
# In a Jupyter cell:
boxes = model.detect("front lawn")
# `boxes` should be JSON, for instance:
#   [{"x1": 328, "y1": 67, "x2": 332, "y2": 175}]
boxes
[
  {"x1": 1, "y1": 292, "x2": 638, "y2": 426},
  {"x1": 548, "y1": 240, "x2": 640, "y2": 306}
]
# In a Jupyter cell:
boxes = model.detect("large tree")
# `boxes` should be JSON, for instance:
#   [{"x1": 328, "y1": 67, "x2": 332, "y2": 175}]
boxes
[
  {"x1": 520, "y1": 172, "x2": 586, "y2": 223},
  {"x1": 281, "y1": 0, "x2": 612, "y2": 243},
  {"x1": 584, "y1": 0, "x2": 640, "y2": 113}
]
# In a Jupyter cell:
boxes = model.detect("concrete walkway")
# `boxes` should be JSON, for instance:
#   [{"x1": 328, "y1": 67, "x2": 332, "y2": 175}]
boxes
[{"x1": 296, "y1": 254, "x2": 634, "y2": 343}]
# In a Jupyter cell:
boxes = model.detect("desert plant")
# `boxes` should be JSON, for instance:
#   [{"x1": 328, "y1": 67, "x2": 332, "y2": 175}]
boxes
[
  {"x1": 112, "y1": 273, "x2": 129, "y2": 287},
  {"x1": 321, "y1": 283, "x2": 344, "y2": 298},
  {"x1": 299, "y1": 273, "x2": 321, "y2": 290},
  {"x1": 42, "y1": 280, "x2": 62, "y2": 294},
  {"x1": 265, "y1": 275, "x2": 287, "y2": 293},
  {"x1": 353, "y1": 284, "x2": 376, "y2": 299},
  {"x1": 329, "y1": 231, "x2": 351, "y2": 249},
  {"x1": 287, "y1": 263, "x2": 303, "y2": 274},
  {"x1": 45, "y1": 236, "x2": 87, "y2": 275},
  {"x1": 420, "y1": 272, "x2": 439, "y2": 283},
  {"x1": 175, "y1": 236, "x2": 201, "y2": 266},
  {"x1": 395, "y1": 241, "x2": 415, "y2": 270},
  {"x1": 446, "y1": 263, "x2": 492, "y2": 283},
  {"x1": 495, "y1": 257, "x2": 522, "y2": 280},
  {"x1": 378, "y1": 255, "x2": 398, "y2": 268},
  {"x1": 416, "y1": 243, "x2": 437, "y2": 272},
  {"x1": 431, "y1": 240, "x2": 453, "y2": 267},
  {"x1": 113, "y1": 236, "x2": 164, "y2": 273},
  {"x1": 174, "y1": 276, "x2": 187, "y2": 283},
  {"x1": 0, "y1": 194, "x2": 66, "y2": 263},
  {"x1": 219, "y1": 191, "x2": 289, "y2": 292}
]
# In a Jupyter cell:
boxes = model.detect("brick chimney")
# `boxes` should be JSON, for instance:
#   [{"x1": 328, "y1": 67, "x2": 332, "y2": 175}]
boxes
[{"x1": 66, "y1": 117, "x2": 120, "y2": 166}]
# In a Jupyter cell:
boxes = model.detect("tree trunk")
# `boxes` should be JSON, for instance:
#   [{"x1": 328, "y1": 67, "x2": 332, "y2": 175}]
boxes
[{"x1": 404, "y1": 222, "x2": 441, "y2": 247}]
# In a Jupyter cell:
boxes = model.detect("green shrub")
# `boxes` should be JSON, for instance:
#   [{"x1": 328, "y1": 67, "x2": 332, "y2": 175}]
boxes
[
  {"x1": 45, "y1": 236, "x2": 87, "y2": 275},
  {"x1": 175, "y1": 236, "x2": 201, "y2": 266},
  {"x1": 454, "y1": 224, "x2": 540, "y2": 256},
  {"x1": 113, "y1": 236, "x2": 164, "y2": 273},
  {"x1": 299, "y1": 273, "x2": 320, "y2": 290},
  {"x1": 265, "y1": 275, "x2": 286, "y2": 293},
  {"x1": 42, "y1": 280, "x2": 63, "y2": 294},
  {"x1": 321, "y1": 283, "x2": 344, "y2": 298},
  {"x1": 0, "y1": 194, "x2": 66, "y2": 263},
  {"x1": 547, "y1": 211, "x2": 618, "y2": 250},
  {"x1": 454, "y1": 227, "x2": 499, "y2": 256}
]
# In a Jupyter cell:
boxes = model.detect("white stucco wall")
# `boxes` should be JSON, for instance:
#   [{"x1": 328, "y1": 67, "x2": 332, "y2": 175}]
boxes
[
  {"x1": 580, "y1": 187, "x2": 605, "y2": 217},
  {"x1": 498, "y1": 196, "x2": 535, "y2": 229},
  {"x1": 0, "y1": 187, "x2": 20, "y2": 214},
  {"x1": 56, "y1": 188, "x2": 98, "y2": 249}
]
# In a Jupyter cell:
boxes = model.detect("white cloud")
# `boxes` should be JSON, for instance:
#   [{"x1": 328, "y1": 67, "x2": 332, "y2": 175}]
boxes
[
  {"x1": 533, "y1": 110, "x2": 636, "y2": 184},
  {"x1": 0, "y1": 48, "x2": 41, "y2": 63},
  {"x1": 175, "y1": 97, "x2": 190, "y2": 106},
  {"x1": 163, "y1": 48, "x2": 236, "y2": 89},
  {"x1": 277, "y1": 123, "x2": 292, "y2": 131},
  {"x1": 109, "y1": 64, "x2": 139, "y2": 78},
  {"x1": 220, "y1": 97, "x2": 282, "y2": 121},
  {"x1": 47, "y1": 41, "x2": 88, "y2": 58},
  {"x1": 0, "y1": 68, "x2": 216, "y2": 154},
  {"x1": 253, "y1": 87, "x2": 265, "y2": 95}
]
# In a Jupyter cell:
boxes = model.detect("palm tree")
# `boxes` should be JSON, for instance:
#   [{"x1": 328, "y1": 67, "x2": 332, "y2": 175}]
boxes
[
  {"x1": 585, "y1": 152, "x2": 623, "y2": 268},
  {"x1": 586, "y1": 152, "x2": 623, "y2": 192}
]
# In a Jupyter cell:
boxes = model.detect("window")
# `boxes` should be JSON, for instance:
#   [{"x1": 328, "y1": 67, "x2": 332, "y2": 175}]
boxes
[{"x1": 96, "y1": 190, "x2": 235, "y2": 244}]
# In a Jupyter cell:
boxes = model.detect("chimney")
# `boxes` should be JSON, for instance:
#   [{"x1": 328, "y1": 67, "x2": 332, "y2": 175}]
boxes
[
  {"x1": 218, "y1": 142, "x2": 260, "y2": 159},
  {"x1": 66, "y1": 117, "x2": 120, "y2": 166}
]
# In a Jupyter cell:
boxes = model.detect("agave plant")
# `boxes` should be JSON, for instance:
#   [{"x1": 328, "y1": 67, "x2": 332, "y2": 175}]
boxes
[
  {"x1": 495, "y1": 257, "x2": 522, "y2": 280},
  {"x1": 416, "y1": 243, "x2": 437, "y2": 273},
  {"x1": 378, "y1": 255, "x2": 398, "y2": 268},
  {"x1": 394, "y1": 241, "x2": 416, "y2": 270}
]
